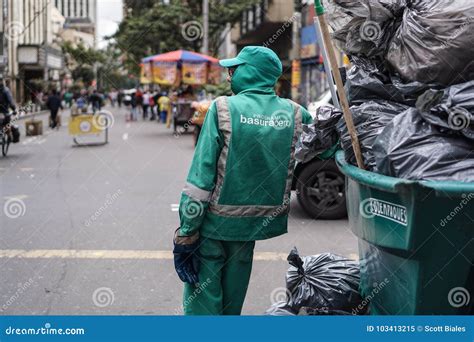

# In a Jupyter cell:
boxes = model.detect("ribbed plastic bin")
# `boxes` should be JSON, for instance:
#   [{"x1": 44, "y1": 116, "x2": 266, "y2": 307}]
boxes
[{"x1": 335, "y1": 151, "x2": 474, "y2": 314}]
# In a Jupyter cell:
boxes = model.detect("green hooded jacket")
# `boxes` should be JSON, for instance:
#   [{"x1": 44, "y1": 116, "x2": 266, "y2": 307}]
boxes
[{"x1": 179, "y1": 46, "x2": 312, "y2": 241}]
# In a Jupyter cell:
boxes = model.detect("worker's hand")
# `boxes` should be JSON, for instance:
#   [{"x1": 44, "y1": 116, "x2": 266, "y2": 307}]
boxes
[{"x1": 173, "y1": 228, "x2": 200, "y2": 285}]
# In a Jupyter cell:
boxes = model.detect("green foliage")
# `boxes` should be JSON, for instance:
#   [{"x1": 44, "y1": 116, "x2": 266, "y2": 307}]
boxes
[
  {"x1": 113, "y1": 0, "x2": 261, "y2": 75},
  {"x1": 72, "y1": 66, "x2": 95, "y2": 86},
  {"x1": 62, "y1": 41, "x2": 105, "y2": 67},
  {"x1": 203, "y1": 81, "x2": 232, "y2": 97}
]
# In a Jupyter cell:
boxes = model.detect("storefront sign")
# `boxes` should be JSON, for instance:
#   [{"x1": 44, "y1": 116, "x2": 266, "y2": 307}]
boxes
[
  {"x1": 182, "y1": 62, "x2": 208, "y2": 85},
  {"x1": 291, "y1": 60, "x2": 301, "y2": 88},
  {"x1": 300, "y1": 25, "x2": 318, "y2": 59},
  {"x1": 152, "y1": 62, "x2": 178, "y2": 85},
  {"x1": 140, "y1": 62, "x2": 152, "y2": 84}
]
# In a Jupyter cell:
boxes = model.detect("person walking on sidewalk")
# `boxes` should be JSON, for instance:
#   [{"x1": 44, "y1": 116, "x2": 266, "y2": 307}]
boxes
[
  {"x1": 46, "y1": 89, "x2": 63, "y2": 130},
  {"x1": 142, "y1": 90, "x2": 151, "y2": 120},
  {"x1": 157, "y1": 92, "x2": 170, "y2": 123},
  {"x1": 173, "y1": 46, "x2": 313, "y2": 315}
]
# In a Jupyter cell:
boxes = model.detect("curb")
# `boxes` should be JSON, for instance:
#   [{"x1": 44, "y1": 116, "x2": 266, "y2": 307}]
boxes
[{"x1": 16, "y1": 110, "x2": 50, "y2": 121}]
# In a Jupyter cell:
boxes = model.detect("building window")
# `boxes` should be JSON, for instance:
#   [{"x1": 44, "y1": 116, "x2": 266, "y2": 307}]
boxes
[
  {"x1": 255, "y1": 4, "x2": 261, "y2": 26},
  {"x1": 248, "y1": 8, "x2": 254, "y2": 31}
]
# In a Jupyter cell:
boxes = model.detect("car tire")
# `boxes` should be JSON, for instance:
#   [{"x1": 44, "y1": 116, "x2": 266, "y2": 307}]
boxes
[{"x1": 296, "y1": 159, "x2": 347, "y2": 220}]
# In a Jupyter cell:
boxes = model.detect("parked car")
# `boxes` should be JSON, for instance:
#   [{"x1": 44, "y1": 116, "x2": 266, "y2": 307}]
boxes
[{"x1": 292, "y1": 91, "x2": 347, "y2": 220}]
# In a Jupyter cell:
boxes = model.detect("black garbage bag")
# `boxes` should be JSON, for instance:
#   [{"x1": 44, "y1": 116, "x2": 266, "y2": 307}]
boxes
[
  {"x1": 322, "y1": 0, "x2": 406, "y2": 59},
  {"x1": 336, "y1": 100, "x2": 409, "y2": 170},
  {"x1": 346, "y1": 56, "x2": 441, "y2": 106},
  {"x1": 324, "y1": 0, "x2": 474, "y2": 85},
  {"x1": 265, "y1": 301, "x2": 297, "y2": 316},
  {"x1": 386, "y1": 0, "x2": 474, "y2": 85},
  {"x1": 285, "y1": 247, "x2": 363, "y2": 315},
  {"x1": 416, "y1": 81, "x2": 474, "y2": 140},
  {"x1": 373, "y1": 108, "x2": 474, "y2": 182},
  {"x1": 295, "y1": 106, "x2": 342, "y2": 163},
  {"x1": 11, "y1": 124, "x2": 20, "y2": 143}
]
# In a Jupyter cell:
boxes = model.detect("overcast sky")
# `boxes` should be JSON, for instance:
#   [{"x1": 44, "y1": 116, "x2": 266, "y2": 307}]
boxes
[{"x1": 97, "y1": 0, "x2": 123, "y2": 48}]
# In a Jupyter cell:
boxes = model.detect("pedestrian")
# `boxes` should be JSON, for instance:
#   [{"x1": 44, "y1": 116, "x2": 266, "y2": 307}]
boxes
[
  {"x1": 135, "y1": 88, "x2": 143, "y2": 117},
  {"x1": 157, "y1": 92, "x2": 170, "y2": 123},
  {"x1": 142, "y1": 90, "x2": 151, "y2": 120},
  {"x1": 117, "y1": 89, "x2": 124, "y2": 108},
  {"x1": 130, "y1": 92, "x2": 138, "y2": 121},
  {"x1": 0, "y1": 80, "x2": 17, "y2": 130},
  {"x1": 63, "y1": 89, "x2": 73, "y2": 108},
  {"x1": 46, "y1": 89, "x2": 63, "y2": 130},
  {"x1": 89, "y1": 89, "x2": 102, "y2": 113},
  {"x1": 149, "y1": 92, "x2": 156, "y2": 120},
  {"x1": 173, "y1": 46, "x2": 313, "y2": 315},
  {"x1": 109, "y1": 89, "x2": 118, "y2": 107}
]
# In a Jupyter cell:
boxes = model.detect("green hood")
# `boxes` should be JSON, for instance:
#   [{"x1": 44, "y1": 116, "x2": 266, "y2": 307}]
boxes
[{"x1": 219, "y1": 46, "x2": 283, "y2": 95}]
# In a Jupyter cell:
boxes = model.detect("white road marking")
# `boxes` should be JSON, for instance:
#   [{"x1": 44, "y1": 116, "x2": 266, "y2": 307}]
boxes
[
  {"x1": 3, "y1": 194, "x2": 29, "y2": 200},
  {"x1": 0, "y1": 249, "x2": 359, "y2": 261},
  {"x1": 170, "y1": 204, "x2": 179, "y2": 212}
]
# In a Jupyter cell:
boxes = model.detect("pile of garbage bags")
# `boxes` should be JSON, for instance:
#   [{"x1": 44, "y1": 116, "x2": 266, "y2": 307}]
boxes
[
  {"x1": 265, "y1": 248, "x2": 365, "y2": 315},
  {"x1": 306, "y1": 0, "x2": 474, "y2": 182},
  {"x1": 323, "y1": 0, "x2": 474, "y2": 85}
]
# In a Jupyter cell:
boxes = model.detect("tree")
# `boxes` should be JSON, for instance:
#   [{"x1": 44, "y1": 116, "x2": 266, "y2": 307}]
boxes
[
  {"x1": 62, "y1": 41, "x2": 106, "y2": 86},
  {"x1": 112, "y1": 0, "x2": 261, "y2": 75}
]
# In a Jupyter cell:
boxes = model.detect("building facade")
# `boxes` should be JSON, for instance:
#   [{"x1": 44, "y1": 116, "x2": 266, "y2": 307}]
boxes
[
  {"x1": 0, "y1": 0, "x2": 65, "y2": 104},
  {"x1": 54, "y1": 0, "x2": 96, "y2": 36}
]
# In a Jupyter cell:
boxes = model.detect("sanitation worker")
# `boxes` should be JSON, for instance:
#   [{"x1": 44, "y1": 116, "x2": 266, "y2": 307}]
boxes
[{"x1": 173, "y1": 46, "x2": 313, "y2": 315}]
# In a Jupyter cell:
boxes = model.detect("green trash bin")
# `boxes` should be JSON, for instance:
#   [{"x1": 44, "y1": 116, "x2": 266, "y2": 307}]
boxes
[{"x1": 335, "y1": 151, "x2": 474, "y2": 315}]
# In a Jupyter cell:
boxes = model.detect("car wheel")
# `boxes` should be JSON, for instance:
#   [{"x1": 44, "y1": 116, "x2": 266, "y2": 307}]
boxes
[{"x1": 296, "y1": 159, "x2": 347, "y2": 219}]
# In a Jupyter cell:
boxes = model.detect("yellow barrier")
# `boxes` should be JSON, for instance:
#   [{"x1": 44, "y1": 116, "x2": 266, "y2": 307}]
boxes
[{"x1": 68, "y1": 114, "x2": 103, "y2": 135}]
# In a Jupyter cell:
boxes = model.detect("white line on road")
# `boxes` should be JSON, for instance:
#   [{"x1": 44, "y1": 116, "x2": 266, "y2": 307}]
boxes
[
  {"x1": 0, "y1": 249, "x2": 317, "y2": 261},
  {"x1": 170, "y1": 204, "x2": 179, "y2": 212},
  {"x1": 3, "y1": 194, "x2": 29, "y2": 200}
]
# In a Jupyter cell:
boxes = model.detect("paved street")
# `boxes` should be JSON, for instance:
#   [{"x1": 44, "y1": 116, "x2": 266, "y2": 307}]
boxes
[{"x1": 0, "y1": 106, "x2": 357, "y2": 315}]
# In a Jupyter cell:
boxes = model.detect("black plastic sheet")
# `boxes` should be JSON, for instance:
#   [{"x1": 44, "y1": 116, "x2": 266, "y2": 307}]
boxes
[
  {"x1": 373, "y1": 108, "x2": 474, "y2": 182},
  {"x1": 346, "y1": 57, "x2": 440, "y2": 106},
  {"x1": 295, "y1": 106, "x2": 342, "y2": 163},
  {"x1": 336, "y1": 100, "x2": 409, "y2": 170},
  {"x1": 285, "y1": 248, "x2": 363, "y2": 315}
]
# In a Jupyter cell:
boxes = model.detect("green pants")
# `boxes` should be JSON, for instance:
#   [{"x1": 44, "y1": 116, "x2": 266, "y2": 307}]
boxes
[{"x1": 183, "y1": 238, "x2": 255, "y2": 315}]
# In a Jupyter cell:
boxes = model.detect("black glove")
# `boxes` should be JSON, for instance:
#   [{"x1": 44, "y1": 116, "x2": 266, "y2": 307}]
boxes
[{"x1": 173, "y1": 228, "x2": 200, "y2": 285}]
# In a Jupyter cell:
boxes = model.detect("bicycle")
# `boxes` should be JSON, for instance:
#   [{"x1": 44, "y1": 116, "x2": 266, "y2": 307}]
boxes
[{"x1": 0, "y1": 112, "x2": 13, "y2": 157}]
